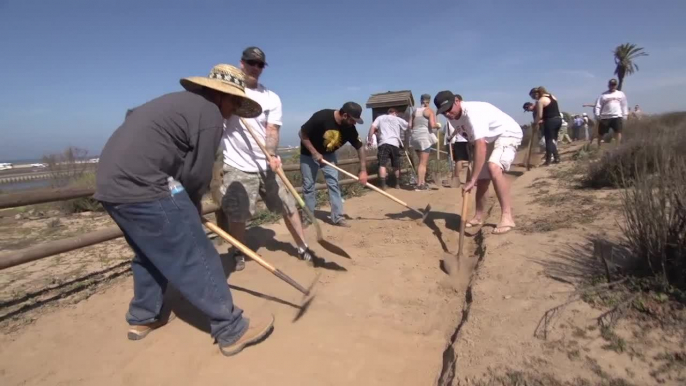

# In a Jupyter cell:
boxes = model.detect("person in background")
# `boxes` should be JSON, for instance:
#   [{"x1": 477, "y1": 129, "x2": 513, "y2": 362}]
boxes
[
  {"x1": 558, "y1": 113, "x2": 572, "y2": 145},
  {"x1": 573, "y1": 115, "x2": 584, "y2": 141},
  {"x1": 299, "y1": 102, "x2": 368, "y2": 227},
  {"x1": 532, "y1": 86, "x2": 562, "y2": 165},
  {"x1": 409, "y1": 93, "x2": 441, "y2": 191},
  {"x1": 582, "y1": 113, "x2": 590, "y2": 141},
  {"x1": 94, "y1": 64, "x2": 274, "y2": 357},
  {"x1": 594, "y1": 78, "x2": 629, "y2": 146},
  {"x1": 435, "y1": 91, "x2": 522, "y2": 235},
  {"x1": 212, "y1": 47, "x2": 312, "y2": 271},
  {"x1": 367, "y1": 107, "x2": 408, "y2": 189},
  {"x1": 631, "y1": 104, "x2": 644, "y2": 120},
  {"x1": 444, "y1": 94, "x2": 469, "y2": 188}
]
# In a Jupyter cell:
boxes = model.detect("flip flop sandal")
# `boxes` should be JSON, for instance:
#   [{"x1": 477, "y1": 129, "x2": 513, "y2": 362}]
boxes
[
  {"x1": 492, "y1": 225, "x2": 515, "y2": 235},
  {"x1": 465, "y1": 220, "x2": 483, "y2": 228}
]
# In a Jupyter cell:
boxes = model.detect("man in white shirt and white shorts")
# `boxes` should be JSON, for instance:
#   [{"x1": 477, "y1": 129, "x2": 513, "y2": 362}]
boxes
[
  {"x1": 213, "y1": 47, "x2": 311, "y2": 271},
  {"x1": 435, "y1": 91, "x2": 523, "y2": 235}
]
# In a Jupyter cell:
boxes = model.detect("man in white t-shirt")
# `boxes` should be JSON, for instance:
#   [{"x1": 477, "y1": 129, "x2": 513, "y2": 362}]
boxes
[
  {"x1": 434, "y1": 91, "x2": 523, "y2": 235},
  {"x1": 594, "y1": 78, "x2": 628, "y2": 147},
  {"x1": 366, "y1": 108, "x2": 408, "y2": 189},
  {"x1": 213, "y1": 47, "x2": 311, "y2": 271}
]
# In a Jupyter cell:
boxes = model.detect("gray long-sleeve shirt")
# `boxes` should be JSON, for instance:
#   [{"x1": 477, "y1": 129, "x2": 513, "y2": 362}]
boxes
[{"x1": 94, "y1": 91, "x2": 224, "y2": 206}]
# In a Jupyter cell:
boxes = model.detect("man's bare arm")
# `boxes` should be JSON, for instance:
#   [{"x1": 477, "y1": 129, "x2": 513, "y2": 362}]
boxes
[
  {"x1": 357, "y1": 146, "x2": 367, "y2": 172},
  {"x1": 367, "y1": 125, "x2": 378, "y2": 144},
  {"x1": 299, "y1": 130, "x2": 321, "y2": 158},
  {"x1": 264, "y1": 123, "x2": 281, "y2": 155}
]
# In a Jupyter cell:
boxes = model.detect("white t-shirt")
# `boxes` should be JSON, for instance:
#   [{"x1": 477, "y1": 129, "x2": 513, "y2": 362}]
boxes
[
  {"x1": 371, "y1": 114, "x2": 408, "y2": 147},
  {"x1": 222, "y1": 83, "x2": 282, "y2": 173},
  {"x1": 594, "y1": 90, "x2": 628, "y2": 119},
  {"x1": 448, "y1": 101, "x2": 522, "y2": 143},
  {"x1": 444, "y1": 120, "x2": 468, "y2": 144}
]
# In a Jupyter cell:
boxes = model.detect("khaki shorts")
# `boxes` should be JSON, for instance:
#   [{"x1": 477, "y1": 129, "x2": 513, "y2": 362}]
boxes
[
  {"x1": 215, "y1": 163, "x2": 297, "y2": 223},
  {"x1": 477, "y1": 137, "x2": 522, "y2": 180}
]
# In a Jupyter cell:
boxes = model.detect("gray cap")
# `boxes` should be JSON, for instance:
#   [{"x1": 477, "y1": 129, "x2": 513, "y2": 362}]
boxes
[{"x1": 420, "y1": 93, "x2": 431, "y2": 101}]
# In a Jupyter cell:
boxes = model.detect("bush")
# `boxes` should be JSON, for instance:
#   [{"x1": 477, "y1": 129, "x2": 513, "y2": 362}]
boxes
[
  {"x1": 583, "y1": 112, "x2": 686, "y2": 188},
  {"x1": 60, "y1": 173, "x2": 103, "y2": 214},
  {"x1": 620, "y1": 146, "x2": 686, "y2": 290}
]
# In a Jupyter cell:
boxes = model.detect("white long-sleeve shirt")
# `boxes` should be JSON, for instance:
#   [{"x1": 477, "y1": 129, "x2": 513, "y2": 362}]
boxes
[{"x1": 594, "y1": 90, "x2": 628, "y2": 119}]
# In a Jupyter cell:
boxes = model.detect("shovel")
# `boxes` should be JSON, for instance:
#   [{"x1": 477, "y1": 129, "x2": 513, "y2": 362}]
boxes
[
  {"x1": 239, "y1": 118, "x2": 350, "y2": 259},
  {"x1": 320, "y1": 159, "x2": 431, "y2": 223}
]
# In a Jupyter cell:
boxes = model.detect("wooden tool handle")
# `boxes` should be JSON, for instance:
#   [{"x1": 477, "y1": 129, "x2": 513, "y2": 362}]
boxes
[
  {"x1": 526, "y1": 123, "x2": 538, "y2": 171},
  {"x1": 202, "y1": 219, "x2": 309, "y2": 295},
  {"x1": 319, "y1": 159, "x2": 422, "y2": 215},
  {"x1": 238, "y1": 118, "x2": 322, "y2": 240}
]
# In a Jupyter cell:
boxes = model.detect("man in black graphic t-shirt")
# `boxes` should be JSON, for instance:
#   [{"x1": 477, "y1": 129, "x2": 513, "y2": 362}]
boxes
[{"x1": 299, "y1": 102, "x2": 367, "y2": 227}]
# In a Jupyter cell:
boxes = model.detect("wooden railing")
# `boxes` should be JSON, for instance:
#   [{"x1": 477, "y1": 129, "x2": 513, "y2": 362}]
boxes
[{"x1": 0, "y1": 156, "x2": 388, "y2": 270}]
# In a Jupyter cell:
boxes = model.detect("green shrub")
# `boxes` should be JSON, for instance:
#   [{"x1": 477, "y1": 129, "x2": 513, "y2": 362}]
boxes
[
  {"x1": 620, "y1": 146, "x2": 686, "y2": 290},
  {"x1": 60, "y1": 173, "x2": 103, "y2": 214},
  {"x1": 583, "y1": 112, "x2": 686, "y2": 188}
]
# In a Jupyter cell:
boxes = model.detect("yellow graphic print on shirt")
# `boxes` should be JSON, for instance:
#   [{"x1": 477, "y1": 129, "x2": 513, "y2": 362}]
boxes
[{"x1": 323, "y1": 129, "x2": 343, "y2": 151}]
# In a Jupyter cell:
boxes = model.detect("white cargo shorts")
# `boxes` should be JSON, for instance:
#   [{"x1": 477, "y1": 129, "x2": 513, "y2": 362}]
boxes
[{"x1": 477, "y1": 136, "x2": 522, "y2": 180}]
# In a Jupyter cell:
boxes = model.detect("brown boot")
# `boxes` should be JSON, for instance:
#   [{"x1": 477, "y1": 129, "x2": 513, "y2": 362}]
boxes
[
  {"x1": 219, "y1": 314, "x2": 275, "y2": 356},
  {"x1": 127, "y1": 312, "x2": 176, "y2": 340}
]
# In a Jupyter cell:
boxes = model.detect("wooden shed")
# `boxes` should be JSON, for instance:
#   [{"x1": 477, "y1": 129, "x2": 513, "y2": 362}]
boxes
[{"x1": 365, "y1": 90, "x2": 415, "y2": 122}]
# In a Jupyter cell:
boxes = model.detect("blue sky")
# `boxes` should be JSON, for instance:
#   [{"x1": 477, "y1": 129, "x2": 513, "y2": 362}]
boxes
[{"x1": 1, "y1": 0, "x2": 685, "y2": 161}]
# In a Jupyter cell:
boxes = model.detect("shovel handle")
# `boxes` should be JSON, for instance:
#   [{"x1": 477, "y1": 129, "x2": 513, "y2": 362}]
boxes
[
  {"x1": 202, "y1": 219, "x2": 309, "y2": 295},
  {"x1": 238, "y1": 118, "x2": 323, "y2": 241},
  {"x1": 320, "y1": 159, "x2": 423, "y2": 216}
]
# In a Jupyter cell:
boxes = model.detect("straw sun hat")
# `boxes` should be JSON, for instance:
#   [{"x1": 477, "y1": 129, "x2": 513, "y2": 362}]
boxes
[{"x1": 180, "y1": 64, "x2": 262, "y2": 118}]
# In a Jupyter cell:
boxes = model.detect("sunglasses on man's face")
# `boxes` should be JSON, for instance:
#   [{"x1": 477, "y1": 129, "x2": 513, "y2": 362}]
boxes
[{"x1": 245, "y1": 60, "x2": 266, "y2": 69}]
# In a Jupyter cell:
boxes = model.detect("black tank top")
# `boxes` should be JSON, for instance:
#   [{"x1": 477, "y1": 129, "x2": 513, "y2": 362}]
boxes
[{"x1": 541, "y1": 94, "x2": 561, "y2": 120}]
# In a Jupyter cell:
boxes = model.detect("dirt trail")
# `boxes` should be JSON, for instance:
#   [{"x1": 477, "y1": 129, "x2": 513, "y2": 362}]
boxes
[
  {"x1": 449, "y1": 145, "x2": 686, "y2": 385},
  {"x1": 0, "y1": 185, "x2": 474, "y2": 385}
]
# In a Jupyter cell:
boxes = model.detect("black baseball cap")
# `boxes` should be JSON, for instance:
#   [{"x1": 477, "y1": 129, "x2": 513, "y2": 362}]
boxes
[
  {"x1": 523, "y1": 102, "x2": 534, "y2": 111},
  {"x1": 434, "y1": 90, "x2": 456, "y2": 115},
  {"x1": 341, "y1": 102, "x2": 364, "y2": 124},
  {"x1": 241, "y1": 46, "x2": 267, "y2": 65}
]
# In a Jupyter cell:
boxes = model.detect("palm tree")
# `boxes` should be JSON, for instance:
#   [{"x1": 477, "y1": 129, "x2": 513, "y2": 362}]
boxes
[{"x1": 613, "y1": 43, "x2": 648, "y2": 91}]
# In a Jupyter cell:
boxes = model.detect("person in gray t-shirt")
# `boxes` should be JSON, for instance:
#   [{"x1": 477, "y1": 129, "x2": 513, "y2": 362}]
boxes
[{"x1": 94, "y1": 64, "x2": 275, "y2": 357}]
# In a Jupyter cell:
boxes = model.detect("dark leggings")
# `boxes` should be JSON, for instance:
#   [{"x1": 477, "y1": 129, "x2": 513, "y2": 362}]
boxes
[{"x1": 543, "y1": 117, "x2": 562, "y2": 162}]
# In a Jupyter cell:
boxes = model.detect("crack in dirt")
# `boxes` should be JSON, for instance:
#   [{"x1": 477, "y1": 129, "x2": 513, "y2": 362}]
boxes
[{"x1": 436, "y1": 203, "x2": 493, "y2": 386}]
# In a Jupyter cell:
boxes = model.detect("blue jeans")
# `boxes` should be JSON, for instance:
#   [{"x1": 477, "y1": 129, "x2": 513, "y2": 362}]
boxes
[
  {"x1": 300, "y1": 153, "x2": 344, "y2": 224},
  {"x1": 101, "y1": 191, "x2": 247, "y2": 345}
]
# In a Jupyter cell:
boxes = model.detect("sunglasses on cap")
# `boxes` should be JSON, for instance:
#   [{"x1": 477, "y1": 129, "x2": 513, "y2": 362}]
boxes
[{"x1": 245, "y1": 60, "x2": 266, "y2": 69}]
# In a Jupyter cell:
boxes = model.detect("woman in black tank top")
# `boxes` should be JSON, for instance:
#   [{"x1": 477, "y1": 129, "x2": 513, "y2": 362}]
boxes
[{"x1": 533, "y1": 86, "x2": 562, "y2": 165}]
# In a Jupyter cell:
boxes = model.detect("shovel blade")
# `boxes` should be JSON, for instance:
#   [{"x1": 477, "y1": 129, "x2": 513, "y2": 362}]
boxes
[
  {"x1": 421, "y1": 204, "x2": 432, "y2": 222},
  {"x1": 318, "y1": 239, "x2": 352, "y2": 259}
]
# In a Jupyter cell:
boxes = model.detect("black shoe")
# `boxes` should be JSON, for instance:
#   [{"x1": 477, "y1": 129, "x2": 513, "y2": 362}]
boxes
[
  {"x1": 553, "y1": 158, "x2": 561, "y2": 164},
  {"x1": 233, "y1": 251, "x2": 246, "y2": 271},
  {"x1": 298, "y1": 247, "x2": 313, "y2": 264},
  {"x1": 414, "y1": 184, "x2": 429, "y2": 191},
  {"x1": 333, "y1": 219, "x2": 351, "y2": 228}
]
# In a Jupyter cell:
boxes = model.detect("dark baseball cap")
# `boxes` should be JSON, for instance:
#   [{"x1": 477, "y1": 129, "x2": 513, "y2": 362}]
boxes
[
  {"x1": 241, "y1": 46, "x2": 267, "y2": 65},
  {"x1": 523, "y1": 102, "x2": 534, "y2": 111},
  {"x1": 434, "y1": 90, "x2": 456, "y2": 115},
  {"x1": 609, "y1": 78, "x2": 618, "y2": 85},
  {"x1": 341, "y1": 102, "x2": 364, "y2": 124}
]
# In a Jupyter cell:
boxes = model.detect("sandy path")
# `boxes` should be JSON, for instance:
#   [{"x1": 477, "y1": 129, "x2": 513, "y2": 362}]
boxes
[{"x1": 1, "y1": 185, "x2": 471, "y2": 385}]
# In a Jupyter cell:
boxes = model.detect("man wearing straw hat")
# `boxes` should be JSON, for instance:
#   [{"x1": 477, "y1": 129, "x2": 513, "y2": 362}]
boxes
[
  {"x1": 95, "y1": 64, "x2": 274, "y2": 356},
  {"x1": 212, "y1": 47, "x2": 312, "y2": 271}
]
